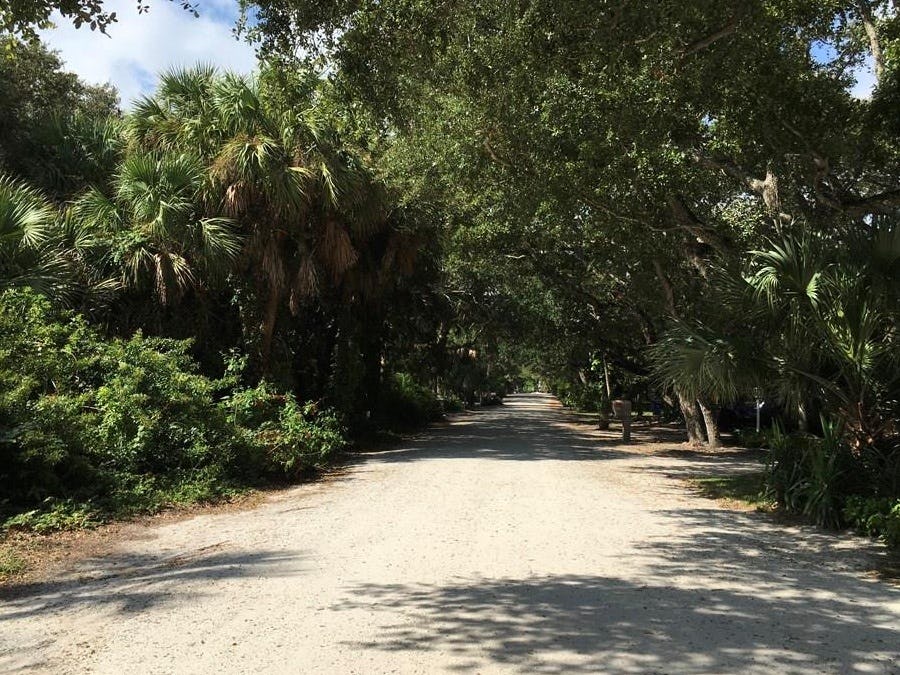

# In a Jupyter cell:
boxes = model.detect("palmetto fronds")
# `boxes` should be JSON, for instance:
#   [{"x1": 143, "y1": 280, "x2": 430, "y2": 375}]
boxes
[
  {"x1": 648, "y1": 320, "x2": 758, "y2": 404},
  {"x1": 0, "y1": 174, "x2": 65, "y2": 295},
  {"x1": 741, "y1": 230, "x2": 899, "y2": 446},
  {"x1": 748, "y1": 233, "x2": 827, "y2": 312},
  {"x1": 72, "y1": 152, "x2": 242, "y2": 305}
]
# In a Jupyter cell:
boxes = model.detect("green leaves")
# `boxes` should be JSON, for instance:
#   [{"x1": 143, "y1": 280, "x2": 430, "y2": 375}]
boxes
[
  {"x1": 649, "y1": 319, "x2": 759, "y2": 404},
  {"x1": 0, "y1": 174, "x2": 68, "y2": 296}
]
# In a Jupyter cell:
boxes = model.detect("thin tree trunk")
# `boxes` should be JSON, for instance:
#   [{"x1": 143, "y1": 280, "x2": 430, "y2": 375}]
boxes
[
  {"x1": 361, "y1": 312, "x2": 383, "y2": 417},
  {"x1": 260, "y1": 285, "x2": 280, "y2": 375},
  {"x1": 598, "y1": 356, "x2": 611, "y2": 429},
  {"x1": 858, "y1": 1, "x2": 884, "y2": 82},
  {"x1": 677, "y1": 389, "x2": 705, "y2": 446},
  {"x1": 798, "y1": 401, "x2": 809, "y2": 433},
  {"x1": 698, "y1": 398, "x2": 721, "y2": 449},
  {"x1": 603, "y1": 356, "x2": 612, "y2": 400}
]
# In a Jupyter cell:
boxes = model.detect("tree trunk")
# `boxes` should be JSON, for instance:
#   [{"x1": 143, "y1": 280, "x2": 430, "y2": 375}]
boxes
[
  {"x1": 798, "y1": 401, "x2": 809, "y2": 433},
  {"x1": 677, "y1": 389, "x2": 705, "y2": 446},
  {"x1": 858, "y1": 0, "x2": 884, "y2": 82},
  {"x1": 698, "y1": 399, "x2": 721, "y2": 449},
  {"x1": 360, "y1": 312, "x2": 384, "y2": 418},
  {"x1": 260, "y1": 285, "x2": 281, "y2": 375},
  {"x1": 598, "y1": 384, "x2": 611, "y2": 430},
  {"x1": 603, "y1": 357, "x2": 612, "y2": 400}
]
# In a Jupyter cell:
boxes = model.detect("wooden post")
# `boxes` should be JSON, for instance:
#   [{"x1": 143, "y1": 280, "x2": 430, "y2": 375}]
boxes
[{"x1": 612, "y1": 399, "x2": 632, "y2": 443}]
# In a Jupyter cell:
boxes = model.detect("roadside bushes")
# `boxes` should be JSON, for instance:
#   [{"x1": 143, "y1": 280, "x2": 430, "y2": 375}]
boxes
[
  {"x1": 554, "y1": 381, "x2": 604, "y2": 413},
  {"x1": 734, "y1": 428, "x2": 768, "y2": 449},
  {"x1": 0, "y1": 289, "x2": 347, "y2": 531},
  {"x1": 226, "y1": 383, "x2": 346, "y2": 479},
  {"x1": 843, "y1": 497, "x2": 900, "y2": 548},
  {"x1": 762, "y1": 418, "x2": 900, "y2": 547},
  {"x1": 375, "y1": 372, "x2": 444, "y2": 431}
]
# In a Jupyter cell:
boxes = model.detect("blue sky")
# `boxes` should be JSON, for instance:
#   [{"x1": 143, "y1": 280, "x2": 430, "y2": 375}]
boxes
[
  {"x1": 811, "y1": 40, "x2": 877, "y2": 99},
  {"x1": 40, "y1": 7, "x2": 877, "y2": 108},
  {"x1": 39, "y1": 0, "x2": 258, "y2": 106}
]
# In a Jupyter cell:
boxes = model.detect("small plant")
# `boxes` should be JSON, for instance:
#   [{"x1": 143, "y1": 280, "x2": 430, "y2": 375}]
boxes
[
  {"x1": 266, "y1": 398, "x2": 346, "y2": 477},
  {"x1": 3, "y1": 498, "x2": 101, "y2": 534},
  {"x1": 844, "y1": 496, "x2": 900, "y2": 548},
  {"x1": 799, "y1": 418, "x2": 848, "y2": 529},
  {"x1": 226, "y1": 383, "x2": 347, "y2": 479},
  {"x1": 440, "y1": 395, "x2": 465, "y2": 414},
  {"x1": 0, "y1": 547, "x2": 26, "y2": 578},
  {"x1": 763, "y1": 419, "x2": 850, "y2": 527}
]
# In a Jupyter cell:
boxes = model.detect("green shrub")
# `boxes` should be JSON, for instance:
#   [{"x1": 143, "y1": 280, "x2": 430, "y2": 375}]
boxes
[
  {"x1": 735, "y1": 428, "x2": 768, "y2": 449},
  {"x1": 764, "y1": 419, "x2": 850, "y2": 528},
  {"x1": 0, "y1": 289, "x2": 347, "y2": 532},
  {"x1": 440, "y1": 394, "x2": 465, "y2": 414},
  {"x1": 225, "y1": 383, "x2": 347, "y2": 479},
  {"x1": 3, "y1": 498, "x2": 101, "y2": 533},
  {"x1": 375, "y1": 372, "x2": 443, "y2": 430},
  {"x1": 0, "y1": 548, "x2": 26, "y2": 577},
  {"x1": 554, "y1": 381, "x2": 599, "y2": 412},
  {"x1": 844, "y1": 496, "x2": 900, "y2": 548},
  {"x1": 0, "y1": 290, "x2": 239, "y2": 512}
]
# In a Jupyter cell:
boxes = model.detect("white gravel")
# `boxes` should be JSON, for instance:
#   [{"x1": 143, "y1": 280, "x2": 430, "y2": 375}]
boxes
[{"x1": 2, "y1": 393, "x2": 899, "y2": 674}]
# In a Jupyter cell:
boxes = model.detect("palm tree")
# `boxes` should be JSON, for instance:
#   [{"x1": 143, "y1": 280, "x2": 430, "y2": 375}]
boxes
[
  {"x1": 747, "y1": 233, "x2": 828, "y2": 429},
  {"x1": 649, "y1": 319, "x2": 759, "y2": 447},
  {"x1": 128, "y1": 66, "x2": 391, "y2": 374},
  {"x1": 0, "y1": 174, "x2": 65, "y2": 296},
  {"x1": 29, "y1": 113, "x2": 124, "y2": 199},
  {"x1": 734, "y1": 229, "x2": 898, "y2": 452},
  {"x1": 71, "y1": 152, "x2": 240, "y2": 307}
]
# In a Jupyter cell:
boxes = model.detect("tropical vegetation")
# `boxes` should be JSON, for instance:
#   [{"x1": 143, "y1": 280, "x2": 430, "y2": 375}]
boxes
[{"x1": 1, "y1": 1, "x2": 899, "y2": 547}]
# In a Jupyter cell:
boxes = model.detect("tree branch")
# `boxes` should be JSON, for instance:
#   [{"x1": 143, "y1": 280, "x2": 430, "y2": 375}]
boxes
[
  {"x1": 858, "y1": 1, "x2": 884, "y2": 82},
  {"x1": 652, "y1": 260, "x2": 677, "y2": 317},
  {"x1": 666, "y1": 193, "x2": 732, "y2": 253},
  {"x1": 691, "y1": 151, "x2": 793, "y2": 223},
  {"x1": 676, "y1": 18, "x2": 739, "y2": 60}
]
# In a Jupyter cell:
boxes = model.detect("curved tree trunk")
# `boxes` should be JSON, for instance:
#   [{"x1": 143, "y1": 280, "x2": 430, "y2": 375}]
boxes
[
  {"x1": 677, "y1": 389, "x2": 705, "y2": 446},
  {"x1": 698, "y1": 399, "x2": 721, "y2": 449}
]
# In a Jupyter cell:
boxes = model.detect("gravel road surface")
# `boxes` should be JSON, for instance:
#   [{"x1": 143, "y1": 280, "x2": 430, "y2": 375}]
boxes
[{"x1": 2, "y1": 394, "x2": 898, "y2": 673}]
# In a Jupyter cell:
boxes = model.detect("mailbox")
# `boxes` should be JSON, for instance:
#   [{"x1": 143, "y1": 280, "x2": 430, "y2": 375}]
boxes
[
  {"x1": 612, "y1": 399, "x2": 632, "y2": 442},
  {"x1": 612, "y1": 399, "x2": 632, "y2": 420}
]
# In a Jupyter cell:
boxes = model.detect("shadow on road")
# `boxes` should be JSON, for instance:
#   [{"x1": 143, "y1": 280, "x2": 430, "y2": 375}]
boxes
[
  {"x1": 333, "y1": 505, "x2": 900, "y2": 672},
  {"x1": 0, "y1": 549, "x2": 301, "y2": 621}
]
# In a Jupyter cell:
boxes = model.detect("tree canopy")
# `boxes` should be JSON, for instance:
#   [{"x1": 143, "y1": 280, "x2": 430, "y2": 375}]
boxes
[{"x1": 1, "y1": 2, "x2": 899, "y2": 541}]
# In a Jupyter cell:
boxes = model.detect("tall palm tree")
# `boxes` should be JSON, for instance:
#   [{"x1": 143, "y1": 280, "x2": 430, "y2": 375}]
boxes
[{"x1": 128, "y1": 66, "x2": 392, "y2": 373}]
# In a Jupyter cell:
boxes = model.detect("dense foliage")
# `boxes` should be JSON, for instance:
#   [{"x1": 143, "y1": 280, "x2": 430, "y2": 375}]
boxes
[
  {"x1": 0, "y1": 43, "x2": 507, "y2": 531},
  {"x1": 1, "y1": 1, "x2": 899, "y2": 547},
  {"x1": 236, "y1": 0, "x2": 900, "y2": 544},
  {"x1": 0, "y1": 289, "x2": 346, "y2": 530}
]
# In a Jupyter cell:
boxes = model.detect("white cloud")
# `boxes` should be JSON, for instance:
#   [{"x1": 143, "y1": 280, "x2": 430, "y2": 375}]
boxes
[{"x1": 39, "y1": 0, "x2": 258, "y2": 107}]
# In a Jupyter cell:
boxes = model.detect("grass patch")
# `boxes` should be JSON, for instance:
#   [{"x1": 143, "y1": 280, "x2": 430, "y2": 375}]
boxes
[
  {"x1": 689, "y1": 471, "x2": 774, "y2": 511},
  {"x1": 0, "y1": 546, "x2": 26, "y2": 579}
]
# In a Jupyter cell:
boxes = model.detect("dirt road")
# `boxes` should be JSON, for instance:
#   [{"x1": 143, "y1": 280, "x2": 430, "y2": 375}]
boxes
[{"x1": 2, "y1": 394, "x2": 899, "y2": 673}]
